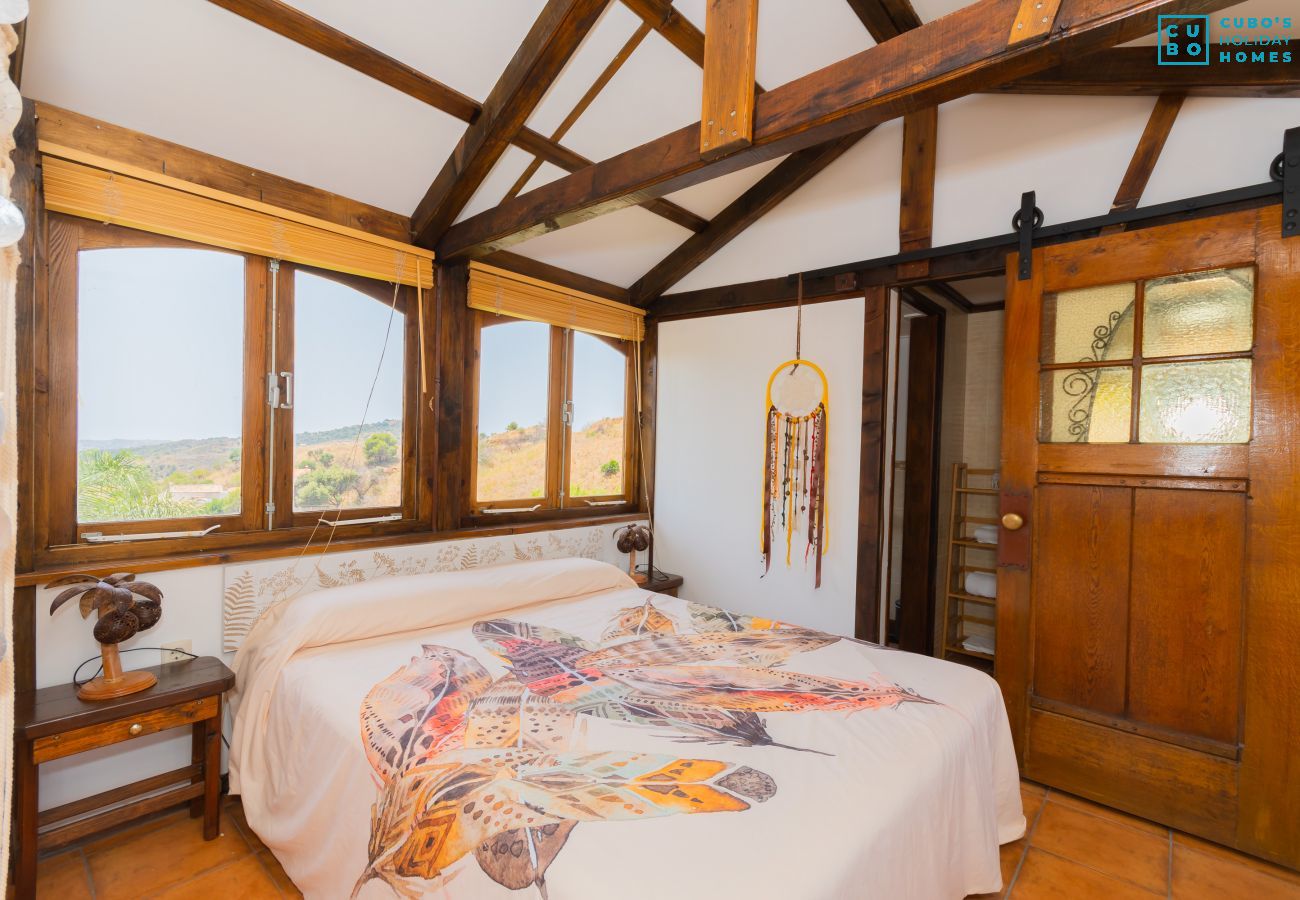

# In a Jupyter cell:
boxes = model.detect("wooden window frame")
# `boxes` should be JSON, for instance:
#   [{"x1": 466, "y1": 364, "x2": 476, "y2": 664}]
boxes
[
  {"x1": 561, "y1": 329, "x2": 638, "y2": 511},
  {"x1": 32, "y1": 214, "x2": 432, "y2": 569},
  {"x1": 273, "y1": 262, "x2": 421, "y2": 529},
  {"x1": 467, "y1": 311, "x2": 638, "y2": 524}
]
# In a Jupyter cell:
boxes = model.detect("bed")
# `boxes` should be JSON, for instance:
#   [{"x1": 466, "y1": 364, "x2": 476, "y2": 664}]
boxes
[{"x1": 229, "y1": 558, "x2": 1023, "y2": 899}]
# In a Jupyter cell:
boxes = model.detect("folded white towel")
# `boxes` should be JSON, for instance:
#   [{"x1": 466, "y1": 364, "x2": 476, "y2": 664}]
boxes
[
  {"x1": 962, "y1": 633, "x2": 996, "y2": 655},
  {"x1": 965, "y1": 571, "x2": 997, "y2": 599},
  {"x1": 972, "y1": 525, "x2": 999, "y2": 545}
]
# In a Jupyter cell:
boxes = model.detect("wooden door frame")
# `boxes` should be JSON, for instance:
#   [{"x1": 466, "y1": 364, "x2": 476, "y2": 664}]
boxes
[
  {"x1": 856, "y1": 287, "x2": 945, "y2": 648},
  {"x1": 854, "y1": 286, "x2": 890, "y2": 641},
  {"x1": 896, "y1": 307, "x2": 944, "y2": 654}
]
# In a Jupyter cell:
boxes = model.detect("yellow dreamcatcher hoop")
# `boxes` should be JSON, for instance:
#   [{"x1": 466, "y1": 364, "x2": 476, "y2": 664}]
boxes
[{"x1": 761, "y1": 356, "x2": 830, "y2": 588}]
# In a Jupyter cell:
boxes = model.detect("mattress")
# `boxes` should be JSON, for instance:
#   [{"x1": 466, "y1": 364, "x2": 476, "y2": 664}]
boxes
[{"x1": 229, "y1": 558, "x2": 1023, "y2": 899}]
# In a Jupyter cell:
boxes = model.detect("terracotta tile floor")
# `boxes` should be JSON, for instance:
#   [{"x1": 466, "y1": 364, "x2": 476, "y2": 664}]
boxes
[
  {"x1": 30, "y1": 784, "x2": 1300, "y2": 899},
  {"x1": 32, "y1": 797, "x2": 300, "y2": 899},
  {"x1": 969, "y1": 782, "x2": 1300, "y2": 899}
]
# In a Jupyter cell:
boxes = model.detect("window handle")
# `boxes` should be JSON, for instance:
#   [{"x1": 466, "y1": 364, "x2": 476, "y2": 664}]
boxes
[
  {"x1": 481, "y1": 504, "x2": 542, "y2": 515},
  {"x1": 317, "y1": 513, "x2": 401, "y2": 527},
  {"x1": 268, "y1": 372, "x2": 293, "y2": 409},
  {"x1": 83, "y1": 525, "x2": 221, "y2": 543},
  {"x1": 582, "y1": 499, "x2": 625, "y2": 507}
]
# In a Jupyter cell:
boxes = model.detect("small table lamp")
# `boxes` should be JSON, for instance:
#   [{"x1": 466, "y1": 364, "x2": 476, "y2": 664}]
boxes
[{"x1": 614, "y1": 524, "x2": 651, "y2": 585}]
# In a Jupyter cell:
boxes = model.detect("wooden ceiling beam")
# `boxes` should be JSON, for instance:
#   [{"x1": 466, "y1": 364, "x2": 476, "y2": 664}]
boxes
[
  {"x1": 505, "y1": 22, "x2": 651, "y2": 201},
  {"x1": 204, "y1": 0, "x2": 702, "y2": 234},
  {"x1": 700, "y1": 0, "x2": 760, "y2": 159},
  {"x1": 897, "y1": 105, "x2": 938, "y2": 280},
  {"x1": 629, "y1": 0, "x2": 910, "y2": 305},
  {"x1": 899, "y1": 106, "x2": 938, "y2": 252},
  {"x1": 411, "y1": 0, "x2": 612, "y2": 247},
  {"x1": 438, "y1": 0, "x2": 1230, "y2": 260},
  {"x1": 510, "y1": 130, "x2": 706, "y2": 232},
  {"x1": 629, "y1": 130, "x2": 867, "y2": 304},
  {"x1": 1100, "y1": 91, "x2": 1184, "y2": 235},
  {"x1": 1111, "y1": 92, "x2": 1185, "y2": 213},
  {"x1": 993, "y1": 46, "x2": 1300, "y2": 96},
  {"x1": 619, "y1": 0, "x2": 766, "y2": 92},
  {"x1": 844, "y1": 0, "x2": 923, "y2": 43},
  {"x1": 620, "y1": 0, "x2": 703, "y2": 64}
]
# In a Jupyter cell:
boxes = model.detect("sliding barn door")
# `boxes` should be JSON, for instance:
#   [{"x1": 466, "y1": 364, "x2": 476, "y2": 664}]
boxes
[{"x1": 997, "y1": 207, "x2": 1300, "y2": 867}]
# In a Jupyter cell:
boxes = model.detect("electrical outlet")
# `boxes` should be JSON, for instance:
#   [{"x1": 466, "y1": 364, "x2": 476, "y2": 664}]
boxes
[{"x1": 161, "y1": 640, "x2": 192, "y2": 664}]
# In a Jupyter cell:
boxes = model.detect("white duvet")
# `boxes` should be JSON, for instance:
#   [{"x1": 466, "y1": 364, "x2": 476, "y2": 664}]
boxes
[{"x1": 230, "y1": 558, "x2": 1023, "y2": 899}]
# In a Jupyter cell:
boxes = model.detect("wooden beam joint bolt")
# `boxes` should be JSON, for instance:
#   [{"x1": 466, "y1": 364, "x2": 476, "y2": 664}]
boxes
[{"x1": 1008, "y1": 0, "x2": 1063, "y2": 45}]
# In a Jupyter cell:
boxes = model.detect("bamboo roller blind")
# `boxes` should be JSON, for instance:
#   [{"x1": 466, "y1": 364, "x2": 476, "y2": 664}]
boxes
[
  {"x1": 41, "y1": 155, "x2": 435, "y2": 289},
  {"x1": 468, "y1": 262, "x2": 644, "y2": 342}
]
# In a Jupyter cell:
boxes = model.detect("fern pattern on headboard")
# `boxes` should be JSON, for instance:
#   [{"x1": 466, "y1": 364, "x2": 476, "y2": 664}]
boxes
[{"x1": 221, "y1": 525, "x2": 634, "y2": 652}]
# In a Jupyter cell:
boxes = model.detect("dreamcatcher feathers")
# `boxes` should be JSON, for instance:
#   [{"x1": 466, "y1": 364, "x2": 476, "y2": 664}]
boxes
[{"x1": 762, "y1": 358, "x2": 830, "y2": 588}]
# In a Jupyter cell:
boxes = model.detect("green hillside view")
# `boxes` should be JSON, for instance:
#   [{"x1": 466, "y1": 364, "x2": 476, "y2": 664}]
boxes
[
  {"x1": 476, "y1": 416, "x2": 625, "y2": 502},
  {"x1": 77, "y1": 419, "x2": 404, "y2": 523},
  {"x1": 77, "y1": 415, "x2": 627, "y2": 522}
]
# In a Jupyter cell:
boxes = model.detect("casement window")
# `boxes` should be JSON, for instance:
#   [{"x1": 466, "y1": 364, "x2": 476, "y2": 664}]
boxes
[
  {"x1": 468, "y1": 264, "x2": 641, "y2": 518},
  {"x1": 35, "y1": 213, "x2": 428, "y2": 562},
  {"x1": 281, "y1": 265, "x2": 416, "y2": 525}
]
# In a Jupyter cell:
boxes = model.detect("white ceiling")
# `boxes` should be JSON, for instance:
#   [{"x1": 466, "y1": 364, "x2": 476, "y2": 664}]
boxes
[
  {"x1": 24, "y1": 0, "x2": 466, "y2": 214},
  {"x1": 282, "y1": 0, "x2": 550, "y2": 103},
  {"x1": 500, "y1": 205, "x2": 690, "y2": 287},
  {"x1": 671, "y1": 120, "x2": 904, "y2": 293},
  {"x1": 673, "y1": 0, "x2": 876, "y2": 86},
  {"x1": 22, "y1": 0, "x2": 1300, "y2": 294},
  {"x1": 948, "y1": 276, "x2": 1003, "y2": 307}
]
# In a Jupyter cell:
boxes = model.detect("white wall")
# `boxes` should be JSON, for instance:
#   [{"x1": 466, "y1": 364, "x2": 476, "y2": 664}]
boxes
[
  {"x1": 655, "y1": 298, "x2": 865, "y2": 636},
  {"x1": 656, "y1": 96, "x2": 1300, "y2": 297}
]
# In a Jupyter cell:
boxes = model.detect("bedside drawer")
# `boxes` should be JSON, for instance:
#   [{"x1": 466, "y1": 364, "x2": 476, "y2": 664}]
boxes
[{"x1": 31, "y1": 697, "x2": 218, "y2": 764}]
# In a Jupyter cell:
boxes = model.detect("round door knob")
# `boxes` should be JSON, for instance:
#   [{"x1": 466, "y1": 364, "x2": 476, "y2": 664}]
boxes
[
  {"x1": 128, "y1": 723, "x2": 143, "y2": 737},
  {"x1": 1002, "y1": 513, "x2": 1024, "y2": 531}
]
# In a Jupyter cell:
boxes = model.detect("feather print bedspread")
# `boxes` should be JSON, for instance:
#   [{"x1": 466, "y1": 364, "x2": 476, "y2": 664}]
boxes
[
  {"x1": 354, "y1": 601, "x2": 931, "y2": 897},
  {"x1": 229, "y1": 559, "x2": 1024, "y2": 900}
]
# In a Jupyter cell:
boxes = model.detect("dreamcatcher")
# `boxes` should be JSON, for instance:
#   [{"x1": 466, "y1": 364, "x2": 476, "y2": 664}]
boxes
[{"x1": 761, "y1": 275, "x2": 829, "y2": 587}]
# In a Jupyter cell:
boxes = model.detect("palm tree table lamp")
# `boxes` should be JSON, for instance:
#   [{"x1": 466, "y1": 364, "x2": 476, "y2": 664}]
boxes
[
  {"x1": 48, "y1": 573, "x2": 166, "y2": 700},
  {"x1": 615, "y1": 523, "x2": 651, "y2": 585}
]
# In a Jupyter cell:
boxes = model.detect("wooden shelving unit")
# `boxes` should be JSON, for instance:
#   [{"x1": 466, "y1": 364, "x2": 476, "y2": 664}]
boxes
[{"x1": 939, "y1": 464, "x2": 999, "y2": 670}]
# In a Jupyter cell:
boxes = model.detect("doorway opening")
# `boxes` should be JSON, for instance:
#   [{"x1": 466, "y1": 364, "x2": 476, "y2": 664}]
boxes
[{"x1": 879, "y1": 277, "x2": 1005, "y2": 669}]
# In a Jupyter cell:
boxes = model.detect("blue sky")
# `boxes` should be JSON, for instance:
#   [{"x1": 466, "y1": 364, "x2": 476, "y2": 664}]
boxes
[
  {"x1": 77, "y1": 248, "x2": 621, "y2": 443},
  {"x1": 477, "y1": 322, "x2": 625, "y2": 435},
  {"x1": 78, "y1": 248, "x2": 247, "y2": 443}
]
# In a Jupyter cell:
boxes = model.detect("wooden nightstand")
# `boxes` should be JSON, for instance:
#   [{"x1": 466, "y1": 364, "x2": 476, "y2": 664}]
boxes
[
  {"x1": 13, "y1": 656, "x2": 235, "y2": 896},
  {"x1": 638, "y1": 567, "x2": 684, "y2": 597}
]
